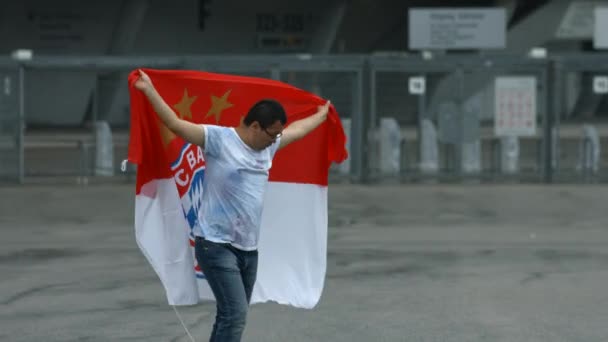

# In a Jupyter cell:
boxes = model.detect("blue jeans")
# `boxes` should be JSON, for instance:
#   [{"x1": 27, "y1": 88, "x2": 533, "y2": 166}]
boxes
[{"x1": 194, "y1": 237, "x2": 258, "y2": 342}]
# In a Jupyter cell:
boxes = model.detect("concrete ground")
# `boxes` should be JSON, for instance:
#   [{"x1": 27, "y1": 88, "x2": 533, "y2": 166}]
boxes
[{"x1": 1, "y1": 183, "x2": 608, "y2": 342}]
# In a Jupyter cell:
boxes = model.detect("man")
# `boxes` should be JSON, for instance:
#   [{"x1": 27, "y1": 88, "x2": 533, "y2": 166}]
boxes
[{"x1": 133, "y1": 69, "x2": 330, "y2": 342}]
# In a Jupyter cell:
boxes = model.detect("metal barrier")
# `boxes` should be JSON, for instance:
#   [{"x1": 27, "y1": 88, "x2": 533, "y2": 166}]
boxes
[{"x1": 578, "y1": 124, "x2": 601, "y2": 182}]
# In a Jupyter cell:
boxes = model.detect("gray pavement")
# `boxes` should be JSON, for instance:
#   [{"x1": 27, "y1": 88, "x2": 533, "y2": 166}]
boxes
[{"x1": 1, "y1": 183, "x2": 608, "y2": 341}]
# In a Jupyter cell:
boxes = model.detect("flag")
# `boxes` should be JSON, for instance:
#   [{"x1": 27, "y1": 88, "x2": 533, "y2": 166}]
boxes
[{"x1": 127, "y1": 68, "x2": 347, "y2": 309}]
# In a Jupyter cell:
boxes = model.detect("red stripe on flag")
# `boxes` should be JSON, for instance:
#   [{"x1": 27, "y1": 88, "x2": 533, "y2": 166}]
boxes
[{"x1": 128, "y1": 69, "x2": 347, "y2": 193}]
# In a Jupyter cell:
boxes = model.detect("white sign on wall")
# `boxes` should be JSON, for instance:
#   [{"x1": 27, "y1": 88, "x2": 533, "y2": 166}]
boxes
[
  {"x1": 408, "y1": 77, "x2": 426, "y2": 94},
  {"x1": 593, "y1": 76, "x2": 608, "y2": 94},
  {"x1": 594, "y1": 7, "x2": 608, "y2": 49},
  {"x1": 409, "y1": 8, "x2": 506, "y2": 50},
  {"x1": 494, "y1": 77, "x2": 537, "y2": 137}
]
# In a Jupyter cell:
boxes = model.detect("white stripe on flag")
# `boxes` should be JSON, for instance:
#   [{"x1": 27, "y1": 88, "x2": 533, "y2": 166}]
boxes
[
  {"x1": 135, "y1": 179, "x2": 200, "y2": 306},
  {"x1": 253, "y1": 182, "x2": 328, "y2": 309},
  {"x1": 135, "y1": 179, "x2": 328, "y2": 309}
]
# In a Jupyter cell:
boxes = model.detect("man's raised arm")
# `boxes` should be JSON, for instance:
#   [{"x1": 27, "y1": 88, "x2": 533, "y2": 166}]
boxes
[
  {"x1": 278, "y1": 101, "x2": 330, "y2": 150},
  {"x1": 133, "y1": 69, "x2": 206, "y2": 148}
]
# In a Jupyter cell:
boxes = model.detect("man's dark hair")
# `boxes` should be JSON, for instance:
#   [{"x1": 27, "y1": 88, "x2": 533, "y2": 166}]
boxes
[{"x1": 243, "y1": 99, "x2": 287, "y2": 129}]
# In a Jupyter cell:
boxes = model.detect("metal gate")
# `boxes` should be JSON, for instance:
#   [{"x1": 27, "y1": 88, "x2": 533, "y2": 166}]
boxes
[
  {"x1": 368, "y1": 54, "x2": 550, "y2": 183},
  {"x1": 553, "y1": 53, "x2": 608, "y2": 183}
]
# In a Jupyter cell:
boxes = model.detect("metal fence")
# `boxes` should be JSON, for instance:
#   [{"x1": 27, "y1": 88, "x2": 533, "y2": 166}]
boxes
[
  {"x1": 552, "y1": 54, "x2": 608, "y2": 183},
  {"x1": 9, "y1": 56, "x2": 181, "y2": 183},
  {"x1": 0, "y1": 58, "x2": 23, "y2": 183},
  {"x1": 3, "y1": 53, "x2": 608, "y2": 184},
  {"x1": 368, "y1": 54, "x2": 550, "y2": 183}
]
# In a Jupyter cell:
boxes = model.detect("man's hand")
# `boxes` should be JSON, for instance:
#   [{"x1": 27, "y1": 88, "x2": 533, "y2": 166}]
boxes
[
  {"x1": 317, "y1": 101, "x2": 331, "y2": 119},
  {"x1": 134, "y1": 69, "x2": 153, "y2": 92}
]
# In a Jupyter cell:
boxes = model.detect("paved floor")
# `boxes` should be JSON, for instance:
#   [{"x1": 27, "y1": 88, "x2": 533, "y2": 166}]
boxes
[{"x1": 1, "y1": 183, "x2": 608, "y2": 342}]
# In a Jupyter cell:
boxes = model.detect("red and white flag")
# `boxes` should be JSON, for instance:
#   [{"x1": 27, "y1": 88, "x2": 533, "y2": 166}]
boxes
[{"x1": 127, "y1": 69, "x2": 347, "y2": 309}]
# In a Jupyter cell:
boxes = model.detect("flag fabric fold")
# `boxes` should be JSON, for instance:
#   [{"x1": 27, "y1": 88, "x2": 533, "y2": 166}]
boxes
[{"x1": 127, "y1": 68, "x2": 347, "y2": 308}]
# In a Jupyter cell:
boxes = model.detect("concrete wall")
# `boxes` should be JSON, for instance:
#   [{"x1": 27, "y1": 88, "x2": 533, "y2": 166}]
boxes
[
  {"x1": 0, "y1": 0, "x2": 589, "y2": 127},
  {"x1": 0, "y1": 0, "x2": 339, "y2": 126},
  {"x1": 0, "y1": 0, "x2": 122, "y2": 126}
]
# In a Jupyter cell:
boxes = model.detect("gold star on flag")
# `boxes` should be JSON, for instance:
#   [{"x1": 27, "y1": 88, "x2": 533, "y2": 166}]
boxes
[
  {"x1": 206, "y1": 90, "x2": 234, "y2": 123},
  {"x1": 173, "y1": 89, "x2": 198, "y2": 120},
  {"x1": 159, "y1": 122, "x2": 176, "y2": 147},
  {"x1": 159, "y1": 88, "x2": 198, "y2": 148}
]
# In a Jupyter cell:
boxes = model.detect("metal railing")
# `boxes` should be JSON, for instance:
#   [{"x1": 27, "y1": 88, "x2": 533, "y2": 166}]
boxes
[{"x1": 2, "y1": 53, "x2": 608, "y2": 184}]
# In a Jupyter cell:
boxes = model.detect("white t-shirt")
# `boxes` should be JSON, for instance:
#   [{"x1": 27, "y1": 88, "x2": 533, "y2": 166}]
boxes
[{"x1": 193, "y1": 125, "x2": 281, "y2": 250}]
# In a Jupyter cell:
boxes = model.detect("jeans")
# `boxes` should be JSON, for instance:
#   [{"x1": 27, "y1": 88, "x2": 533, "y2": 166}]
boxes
[{"x1": 194, "y1": 237, "x2": 258, "y2": 342}]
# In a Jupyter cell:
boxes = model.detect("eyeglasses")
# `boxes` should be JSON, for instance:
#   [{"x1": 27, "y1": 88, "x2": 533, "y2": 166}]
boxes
[{"x1": 264, "y1": 128, "x2": 283, "y2": 139}]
